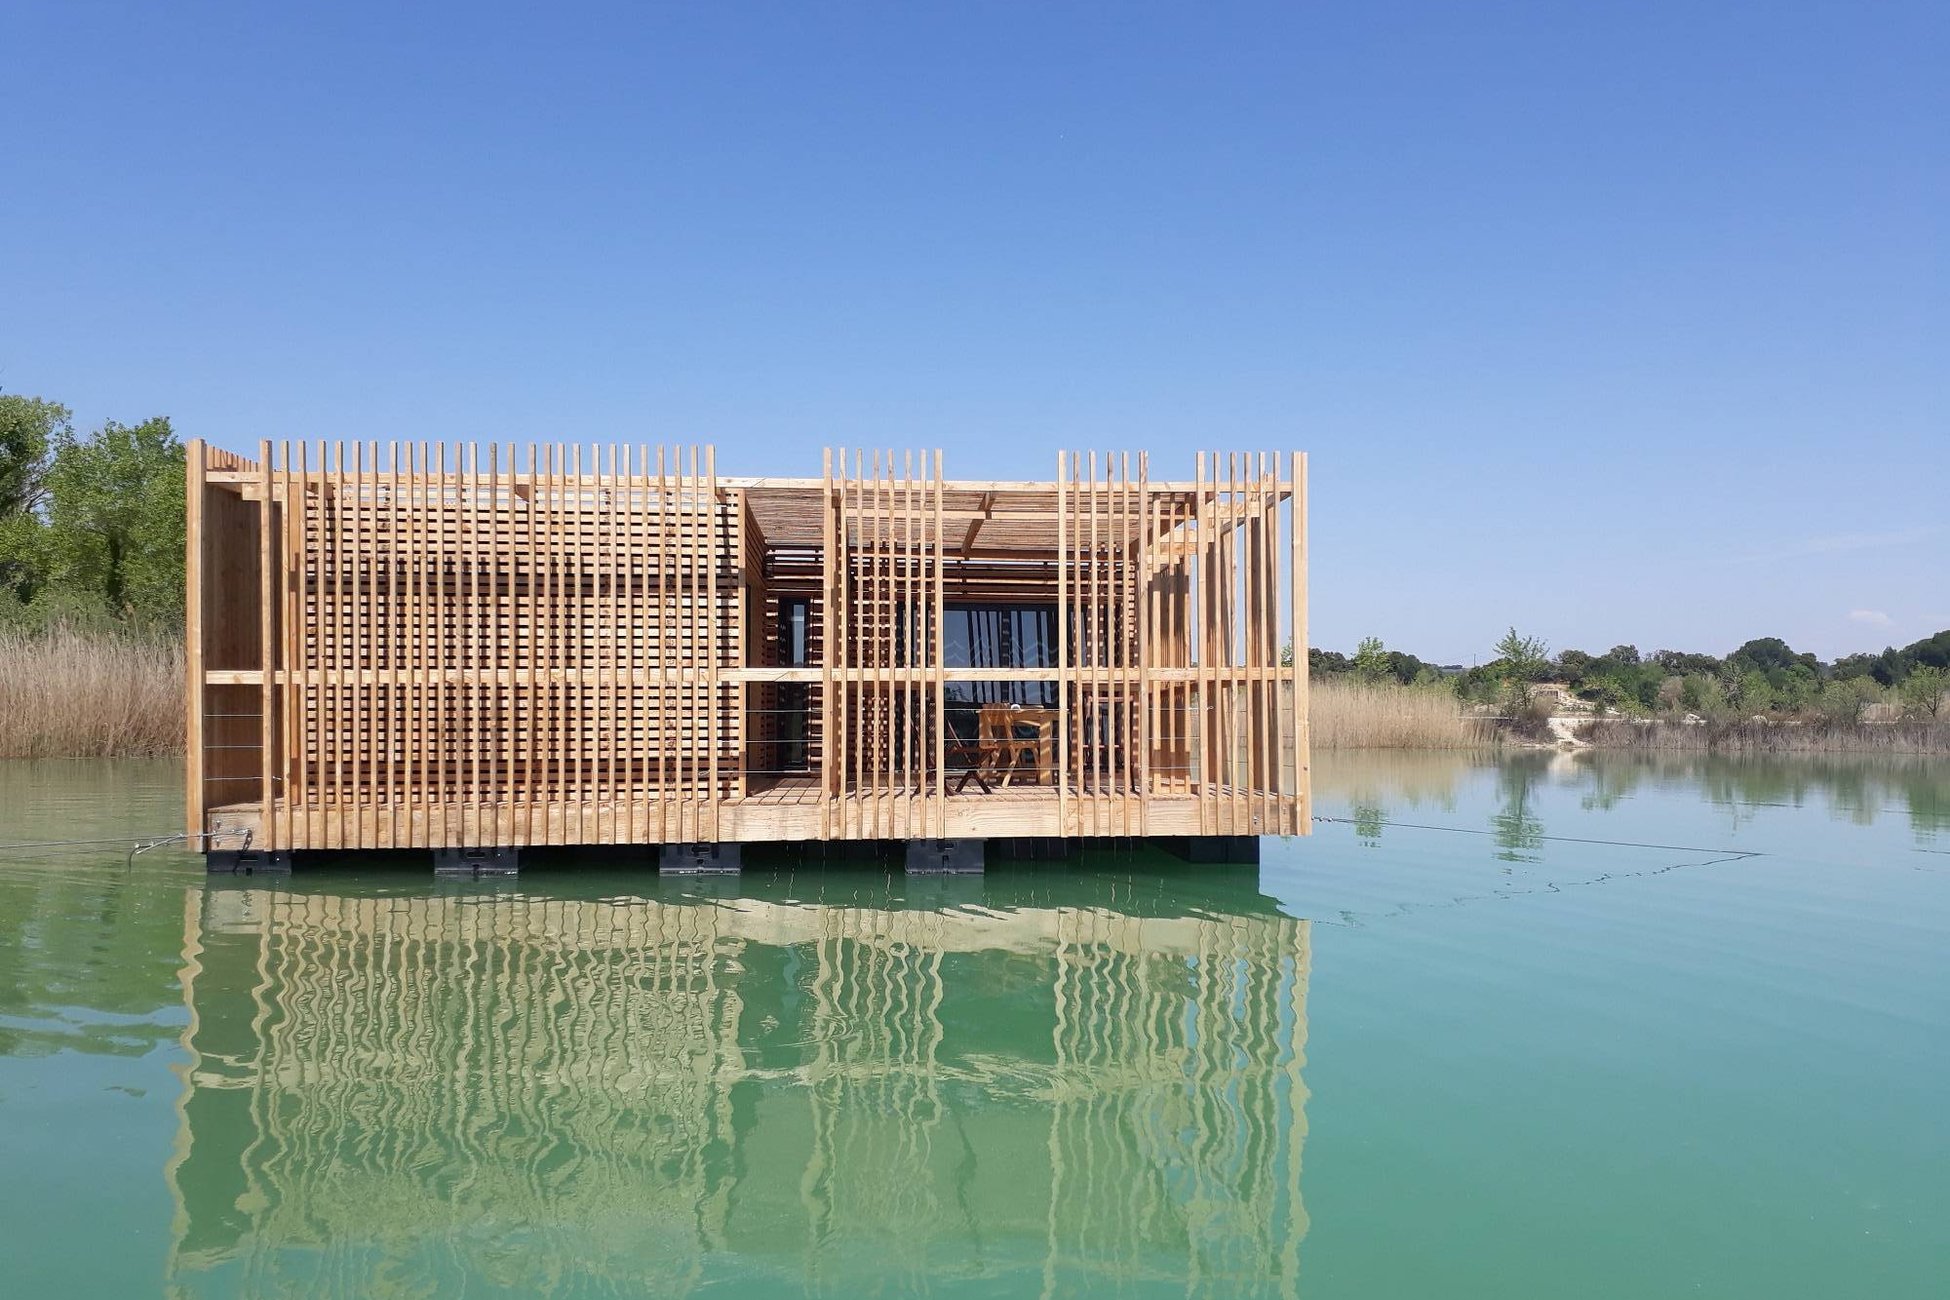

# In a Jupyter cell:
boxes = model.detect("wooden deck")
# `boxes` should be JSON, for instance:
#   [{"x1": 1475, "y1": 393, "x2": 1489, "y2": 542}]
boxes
[{"x1": 206, "y1": 782, "x2": 1275, "y2": 848}]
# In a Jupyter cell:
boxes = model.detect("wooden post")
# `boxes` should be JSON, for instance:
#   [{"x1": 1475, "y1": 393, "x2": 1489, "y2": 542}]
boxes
[
  {"x1": 820, "y1": 448, "x2": 835, "y2": 839},
  {"x1": 932, "y1": 448, "x2": 946, "y2": 838},
  {"x1": 184, "y1": 440, "x2": 206, "y2": 838},
  {"x1": 1292, "y1": 450, "x2": 1309, "y2": 835},
  {"x1": 1055, "y1": 450, "x2": 1068, "y2": 834}
]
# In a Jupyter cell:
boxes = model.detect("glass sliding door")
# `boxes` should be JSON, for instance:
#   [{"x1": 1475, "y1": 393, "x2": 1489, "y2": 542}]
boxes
[{"x1": 943, "y1": 604, "x2": 1058, "y2": 744}]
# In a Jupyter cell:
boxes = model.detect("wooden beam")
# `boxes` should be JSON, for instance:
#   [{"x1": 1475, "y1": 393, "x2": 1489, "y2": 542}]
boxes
[{"x1": 958, "y1": 490, "x2": 993, "y2": 558}]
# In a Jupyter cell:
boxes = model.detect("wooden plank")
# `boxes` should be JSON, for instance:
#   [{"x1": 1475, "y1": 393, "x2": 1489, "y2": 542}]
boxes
[
  {"x1": 1292, "y1": 450, "x2": 1309, "y2": 835},
  {"x1": 501, "y1": 441, "x2": 517, "y2": 847},
  {"x1": 432, "y1": 443, "x2": 449, "y2": 846},
  {"x1": 1261, "y1": 450, "x2": 1278, "y2": 836},
  {"x1": 1250, "y1": 451, "x2": 1270, "y2": 837},
  {"x1": 354, "y1": 441, "x2": 369, "y2": 848},
  {"x1": 707, "y1": 443, "x2": 721, "y2": 841},
  {"x1": 1138, "y1": 457, "x2": 1153, "y2": 822},
  {"x1": 819, "y1": 448, "x2": 834, "y2": 839},
  {"x1": 184, "y1": 440, "x2": 206, "y2": 838},
  {"x1": 388, "y1": 444, "x2": 403, "y2": 843},
  {"x1": 286, "y1": 441, "x2": 304, "y2": 850},
  {"x1": 1092, "y1": 448, "x2": 1107, "y2": 834},
  {"x1": 595, "y1": 442, "x2": 610, "y2": 845},
  {"x1": 872, "y1": 449, "x2": 887, "y2": 840},
  {"x1": 932, "y1": 448, "x2": 946, "y2": 839},
  {"x1": 622, "y1": 444, "x2": 637, "y2": 845},
  {"x1": 656, "y1": 446, "x2": 670, "y2": 846},
  {"x1": 1054, "y1": 450, "x2": 1068, "y2": 833},
  {"x1": 1228, "y1": 451, "x2": 1244, "y2": 839},
  {"x1": 845, "y1": 449, "x2": 859, "y2": 840},
  {"x1": 258, "y1": 441, "x2": 275, "y2": 846},
  {"x1": 1128, "y1": 451, "x2": 1138, "y2": 833},
  {"x1": 408, "y1": 443, "x2": 424, "y2": 846},
  {"x1": 693, "y1": 442, "x2": 705, "y2": 840},
  {"x1": 1196, "y1": 451, "x2": 1213, "y2": 835}
]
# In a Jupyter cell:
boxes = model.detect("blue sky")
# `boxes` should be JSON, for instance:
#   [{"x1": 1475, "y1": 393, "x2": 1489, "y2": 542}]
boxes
[{"x1": 4, "y1": 1, "x2": 1943, "y2": 663}]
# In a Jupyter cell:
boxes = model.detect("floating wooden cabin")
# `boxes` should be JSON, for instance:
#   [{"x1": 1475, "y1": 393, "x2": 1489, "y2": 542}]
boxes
[{"x1": 186, "y1": 442, "x2": 1308, "y2": 870}]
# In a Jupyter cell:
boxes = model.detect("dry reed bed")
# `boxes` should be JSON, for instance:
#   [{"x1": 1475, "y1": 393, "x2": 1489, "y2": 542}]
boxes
[
  {"x1": 0, "y1": 629, "x2": 184, "y2": 758},
  {"x1": 1581, "y1": 718, "x2": 1950, "y2": 755},
  {"x1": 1308, "y1": 678, "x2": 1491, "y2": 749}
]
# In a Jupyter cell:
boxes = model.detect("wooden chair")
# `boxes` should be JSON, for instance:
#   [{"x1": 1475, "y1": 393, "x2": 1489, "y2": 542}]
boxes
[
  {"x1": 945, "y1": 713, "x2": 997, "y2": 794},
  {"x1": 979, "y1": 704, "x2": 1058, "y2": 787}
]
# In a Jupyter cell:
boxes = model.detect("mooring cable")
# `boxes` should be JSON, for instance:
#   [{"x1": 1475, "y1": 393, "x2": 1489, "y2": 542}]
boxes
[
  {"x1": 0, "y1": 828, "x2": 251, "y2": 865},
  {"x1": 1311, "y1": 815, "x2": 1765, "y2": 859}
]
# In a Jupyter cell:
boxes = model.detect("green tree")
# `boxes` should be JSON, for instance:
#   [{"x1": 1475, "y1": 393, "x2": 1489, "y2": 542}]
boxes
[
  {"x1": 1494, "y1": 628, "x2": 1550, "y2": 678},
  {"x1": 0, "y1": 393, "x2": 70, "y2": 515},
  {"x1": 1727, "y1": 637, "x2": 1818, "y2": 682},
  {"x1": 42, "y1": 417, "x2": 186, "y2": 625},
  {"x1": 1814, "y1": 677, "x2": 1881, "y2": 725},
  {"x1": 1493, "y1": 627, "x2": 1550, "y2": 717},
  {"x1": 1309, "y1": 648, "x2": 1351, "y2": 676},
  {"x1": 1352, "y1": 635, "x2": 1390, "y2": 683},
  {"x1": 1901, "y1": 665, "x2": 1947, "y2": 720},
  {"x1": 1683, "y1": 673, "x2": 1730, "y2": 721},
  {"x1": 1732, "y1": 670, "x2": 1776, "y2": 715},
  {"x1": 0, "y1": 394, "x2": 71, "y2": 602}
]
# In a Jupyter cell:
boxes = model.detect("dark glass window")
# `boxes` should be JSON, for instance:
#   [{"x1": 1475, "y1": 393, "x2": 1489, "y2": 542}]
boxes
[
  {"x1": 777, "y1": 598, "x2": 811, "y2": 771},
  {"x1": 943, "y1": 603, "x2": 1057, "y2": 739},
  {"x1": 779, "y1": 598, "x2": 810, "y2": 667}
]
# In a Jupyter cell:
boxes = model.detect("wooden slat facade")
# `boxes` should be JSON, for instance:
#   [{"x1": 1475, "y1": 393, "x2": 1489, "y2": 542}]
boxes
[{"x1": 188, "y1": 442, "x2": 1309, "y2": 850}]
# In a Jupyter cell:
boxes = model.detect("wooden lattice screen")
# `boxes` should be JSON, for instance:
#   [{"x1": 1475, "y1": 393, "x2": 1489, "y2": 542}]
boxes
[
  {"x1": 822, "y1": 449, "x2": 949, "y2": 839},
  {"x1": 233, "y1": 442, "x2": 743, "y2": 849}
]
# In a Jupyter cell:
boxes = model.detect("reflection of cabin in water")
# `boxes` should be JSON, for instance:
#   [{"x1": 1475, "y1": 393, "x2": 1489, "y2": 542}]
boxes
[
  {"x1": 186, "y1": 443, "x2": 1308, "y2": 871},
  {"x1": 166, "y1": 884, "x2": 1310, "y2": 1296}
]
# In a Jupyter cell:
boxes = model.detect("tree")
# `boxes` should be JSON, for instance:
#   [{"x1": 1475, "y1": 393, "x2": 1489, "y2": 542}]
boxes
[
  {"x1": 0, "y1": 394, "x2": 71, "y2": 602},
  {"x1": 1493, "y1": 628, "x2": 1550, "y2": 716},
  {"x1": 1494, "y1": 628, "x2": 1549, "y2": 679},
  {"x1": 1655, "y1": 649, "x2": 1721, "y2": 677},
  {"x1": 1814, "y1": 677, "x2": 1881, "y2": 725},
  {"x1": 1727, "y1": 637, "x2": 1817, "y2": 680},
  {"x1": 1901, "y1": 665, "x2": 1947, "y2": 720},
  {"x1": 1309, "y1": 648, "x2": 1351, "y2": 676},
  {"x1": 1901, "y1": 630, "x2": 1950, "y2": 674},
  {"x1": 0, "y1": 393, "x2": 70, "y2": 516},
  {"x1": 1830, "y1": 651, "x2": 1884, "y2": 683},
  {"x1": 1732, "y1": 671, "x2": 1775, "y2": 715},
  {"x1": 42, "y1": 417, "x2": 186, "y2": 625},
  {"x1": 1352, "y1": 636, "x2": 1390, "y2": 683}
]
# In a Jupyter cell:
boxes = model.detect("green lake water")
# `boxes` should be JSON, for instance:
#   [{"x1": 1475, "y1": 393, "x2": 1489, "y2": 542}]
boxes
[{"x1": 1, "y1": 751, "x2": 1945, "y2": 1297}]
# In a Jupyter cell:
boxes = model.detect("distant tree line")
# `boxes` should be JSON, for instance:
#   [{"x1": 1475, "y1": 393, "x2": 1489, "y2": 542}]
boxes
[
  {"x1": 1306, "y1": 628, "x2": 1950, "y2": 725},
  {"x1": 0, "y1": 393, "x2": 185, "y2": 632}
]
